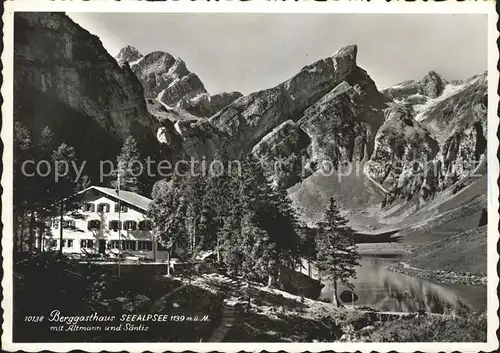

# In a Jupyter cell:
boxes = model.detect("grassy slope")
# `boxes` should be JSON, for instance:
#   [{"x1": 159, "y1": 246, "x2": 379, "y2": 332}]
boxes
[
  {"x1": 289, "y1": 161, "x2": 384, "y2": 231},
  {"x1": 407, "y1": 226, "x2": 487, "y2": 275},
  {"x1": 377, "y1": 170, "x2": 486, "y2": 244}
]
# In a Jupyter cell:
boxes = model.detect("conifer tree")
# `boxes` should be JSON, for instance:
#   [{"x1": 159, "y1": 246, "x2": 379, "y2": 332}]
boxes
[
  {"x1": 184, "y1": 175, "x2": 209, "y2": 256},
  {"x1": 315, "y1": 197, "x2": 360, "y2": 307},
  {"x1": 149, "y1": 178, "x2": 189, "y2": 274},
  {"x1": 112, "y1": 136, "x2": 143, "y2": 193}
]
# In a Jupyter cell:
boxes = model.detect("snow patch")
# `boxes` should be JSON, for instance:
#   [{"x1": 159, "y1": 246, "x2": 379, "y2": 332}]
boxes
[{"x1": 413, "y1": 83, "x2": 468, "y2": 122}]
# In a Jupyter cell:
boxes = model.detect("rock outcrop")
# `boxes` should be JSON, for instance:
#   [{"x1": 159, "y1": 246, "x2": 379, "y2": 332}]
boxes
[
  {"x1": 372, "y1": 71, "x2": 487, "y2": 208},
  {"x1": 298, "y1": 67, "x2": 388, "y2": 167},
  {"x1": 14, "y1": 12, "x2": 159, "y2": 180},
  {"x1": 252, "y1": 120, "x2": 312, "y2": 187},
  {"x1": 211, "y1": 45, "x2": 360, "y2": 153},
  {"x1": 116, "y1": 45, "x2": 143, "y2": 65},
  {"x1": 419, "y1": 73, "x2": 487, "y2": 141},
  {"x1": 366, "y1": 104, "x2": 439, "y2": 204},
  {"x1": 209, "y1": 91, "x2": 243, "y2": 115},
  {"x1": 116, "y1": 47, "x2": 242, "y2": 117},
  {"x1": 118, "y1": 49, "x2": 211, "y2": 117}
]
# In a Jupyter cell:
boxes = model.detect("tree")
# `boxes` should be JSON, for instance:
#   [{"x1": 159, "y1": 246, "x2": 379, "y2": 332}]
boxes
[
  {"x1": 315, "y1": 197, "x2": 360, "y2": 307},
  {"x1": 184, "y1": 175, "x2": 209, "y2": 255},
  {"x1": 149, "y1": 178, "x2": 189, "y2": 275},
  {"x1": 298, "y1": 225, "x2": 317, "y2": 277},
  {"x1": 51, "y1": 143, "x2": 81, "y2": 254},
  {"x1": 112, "y1": 136, "x2": 143, "y2": 193},
  {"x1": 34, "y1": 127, "x2": 56, "y2": 253},
  {"x1": 14, "y1": 122, "x2": 33, "y2": 253}
]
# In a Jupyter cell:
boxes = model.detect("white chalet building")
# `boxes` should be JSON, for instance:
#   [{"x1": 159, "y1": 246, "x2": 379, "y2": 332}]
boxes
[{"x1": 45, "y1": 186, "x2": 168, "y2": 260}]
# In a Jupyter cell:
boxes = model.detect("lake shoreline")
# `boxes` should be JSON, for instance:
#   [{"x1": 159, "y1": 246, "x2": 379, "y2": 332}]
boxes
[
  {"x1": 388, "y1": 262, "x2": 487, "y2": 287},
  {"x1": 357, "y1": 242, "x2": 487, "y2": 287}
]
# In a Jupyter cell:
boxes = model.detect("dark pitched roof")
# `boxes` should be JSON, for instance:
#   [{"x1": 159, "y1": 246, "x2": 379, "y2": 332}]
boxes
[{"x1": 82, "y1": 186, "x2": 152, "y2": 211}]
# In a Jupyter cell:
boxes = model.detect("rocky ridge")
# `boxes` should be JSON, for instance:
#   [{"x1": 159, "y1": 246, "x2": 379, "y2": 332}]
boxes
[
  {"x1": 116, "y1": 46, "x2": 242, "y2": 117},
  {"x1": 381, "y1": 71, "x2": 448, "y2": 102}
]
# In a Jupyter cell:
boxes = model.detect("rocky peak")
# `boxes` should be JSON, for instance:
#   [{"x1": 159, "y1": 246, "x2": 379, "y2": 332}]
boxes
[
  {"x1": 116, "y1": 45, "x2": 143, "y2": 65},
  {"x1": 381, "y1": 71, "x2": 448, "y2": 102},
  {"x1": 420, "y1": 70, "x2": 447, "y2": 98},
  {"x1": 211, "y1": 44, "x2": 361, "y2": 152}
]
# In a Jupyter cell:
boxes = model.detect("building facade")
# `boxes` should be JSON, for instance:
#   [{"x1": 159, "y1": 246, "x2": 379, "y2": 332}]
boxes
[{"x1": 44, "y1": 186, "x2": 168, "y2": 261}]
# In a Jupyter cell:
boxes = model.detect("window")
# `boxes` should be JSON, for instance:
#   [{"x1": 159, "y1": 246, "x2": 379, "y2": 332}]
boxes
[
  {"x1": 109, "y1": 220, "x2": 122, "y2": 231},
  {"x1": 138, "y1": 220, "x2": 153, "y2": 231},
  {"x1": 63, "y1": 239, "x2": 74, "y2": 248},
  {"x1": 114, "y1": 203, "x2": 128, "y2": 213},
  {"x1": 84, "y1": 203, "x2": 95, "y2": 212},
  {"x1": 87, "y1": 220, "x2": 101, "y2": 230},
  {"x1": 62, "y1": 220, "x2": 76, "y2": 229},
  {"x1": 53, "y1": 220, "x2": 58, "y2": 229},
  {"x1": 108, "y1": 240, "x2": 120, "y2": 249},
  {"x1": 45, "y1": 219, "x2": 52, "y2": 228},
  {"x1": 97, "y1": 203, "x2": 110, "y2": 213},
  {"x1": 81, "y1": 239, "x2": 94, "y2": 249},
  {"x1": 123, "y1": 220, "x2": 137, "y2": 231},
  {"x1": 121, "y1": 240, "x2": 136, "y2": 251},
  {"x1": 137, "y1": 241, "x2": 153, "y2": 251}
]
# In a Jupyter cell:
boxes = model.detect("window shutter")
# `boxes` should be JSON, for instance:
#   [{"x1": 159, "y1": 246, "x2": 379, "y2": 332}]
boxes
[{"x1": 114, "y1": 203, "x2": 119, "y2": 212}]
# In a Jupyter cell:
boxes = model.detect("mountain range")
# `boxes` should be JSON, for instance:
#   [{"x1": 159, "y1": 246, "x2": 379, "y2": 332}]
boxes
[{"x1": 14, "y1": 12, "x2": 487, "y2": 245}]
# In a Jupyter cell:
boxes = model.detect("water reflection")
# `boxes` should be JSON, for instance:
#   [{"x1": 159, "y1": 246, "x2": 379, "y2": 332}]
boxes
[{"x1": 320, "y1": 257, "x2": 484, "y2": 315}]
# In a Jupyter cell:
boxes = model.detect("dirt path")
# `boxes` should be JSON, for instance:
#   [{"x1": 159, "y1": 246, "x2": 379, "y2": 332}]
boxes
[
  {"x1": 205, "y1": 276, "x2": 245, "y2": 342},
  {"x1": 206, "y1": 301, "x2": 238, "y2": 342}
]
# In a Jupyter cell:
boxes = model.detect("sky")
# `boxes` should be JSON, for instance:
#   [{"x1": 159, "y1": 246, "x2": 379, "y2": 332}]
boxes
[{"x1": 68, "y1": 13, "x2": 488, "y2": 95}]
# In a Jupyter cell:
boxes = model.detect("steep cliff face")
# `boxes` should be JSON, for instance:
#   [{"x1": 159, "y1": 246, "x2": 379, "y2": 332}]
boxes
[
  {"x1": 366, "y1": 104, "x2": 439, "y2": 204},
  {"x1": 298, "y1": 67, "x2": 387, "y2": 167},
  {"x1": 251, "y1": 120, "x2": 312, "y2": 187},
  {"x1": 14, "y1": 12, "x2": 159, "y2": 180}
]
